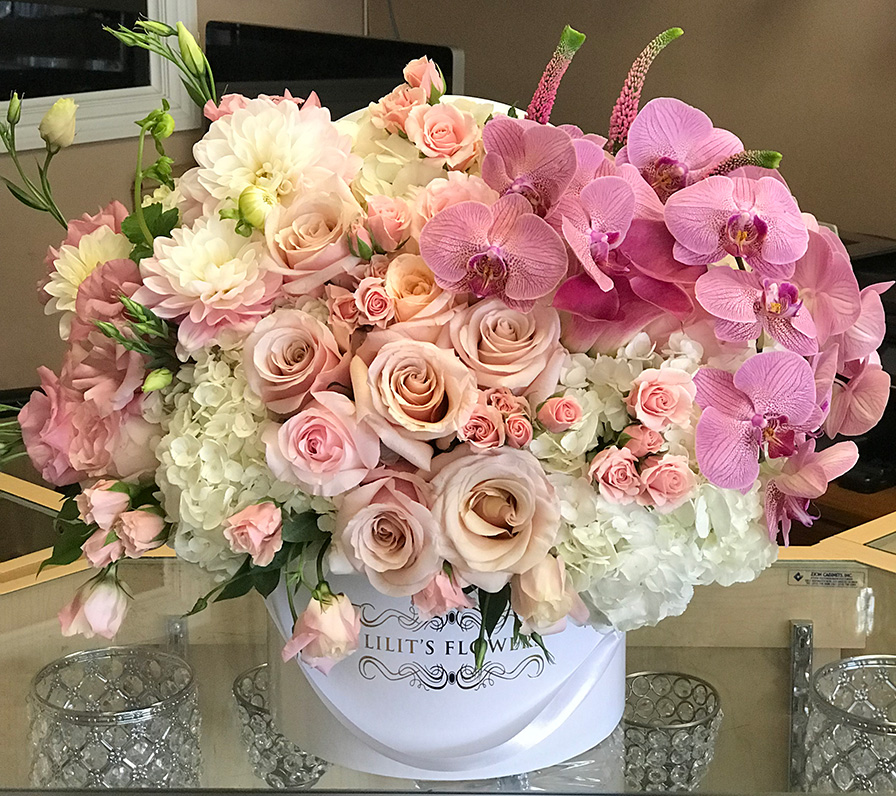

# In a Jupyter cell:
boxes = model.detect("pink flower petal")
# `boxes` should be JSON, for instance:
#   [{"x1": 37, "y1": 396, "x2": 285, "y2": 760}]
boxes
[
  {"x1": 693, "y1": 368, "x2": 754, "y2": 418},
  {"x1": 695, "y1": 268, "x2": 761, "y2": 322},
  {"x1": 826, "y1": 363, "x2": 891, "y2": 437},
  {"x1": 775, "y1": 460, "x2": 829, "y2": 500},
  {"x1": 418, "y1": 200, "x2": 493, "y2": 287},
  {"x1": 626, "y1": 98, "x2": 716, "y2": 169},
  {"x1": 715, "y1": 318, "x2": 762, "y2": 342},
  {"x1": 836, "y1": 283, "x2": 892, "y2": 364},
  {"x1": 620, "y1": 219, "x2": 705, "y2": 283},
  {"x1": 734, "y1": 350, "x2": 817, "y2": 426},
  {"x1": 629, "y1": 275, "x2": 693, "y2": 318},
  {"x1": 664, "y1": 176, "x2": 735, "y2": 257},
  {"x1": 741, "y1": 177, "x2": 808, "y2": 265},
  {"x1": 615, "y1": 163, "x2": 665, "y2": 221},
  {"x1": 561, "y1": 214, "x2": 615, "y2": 291},
  {"x1": 695, "y1": 406, "x2": 759, "y2": 490},
  {"x1": 579, "y1": 176, "x2": 635, "y2": 241},
  {"x1": 554, "y1": 273, "x2": 620, "y2": 320},
  {"x1": 764, "y1": 314, "x2": 818, "y2": 355},
  {"x1": 816, "y1": 441, "x2": 860, "y2": 482}
]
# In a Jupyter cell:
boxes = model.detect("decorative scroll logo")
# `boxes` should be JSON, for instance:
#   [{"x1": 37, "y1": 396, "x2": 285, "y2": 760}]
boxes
[
  {"x1": 358, "y1": 655, "x2": 545, "y2": 691},
  {"x1": 356, "y1": 603, "x2": 479, "y2": 632}
]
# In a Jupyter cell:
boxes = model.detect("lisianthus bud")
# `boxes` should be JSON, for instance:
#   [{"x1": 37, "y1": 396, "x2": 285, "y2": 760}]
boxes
[
  {"x1": 152, "y1": 112, "x2": 175, "y2": 139},
  {"x1": 177, "y1": 22, "x2": 206, "y2": 77},
  {"x1": 143, "y1": 368, "x2": 173, "y2": 392},
  {"x1": 39, "y1": 98, "x2": 77, "y2": 149},
  {"x1": 238, "y1": 185, "x2": 276, "y2": 229},
  {"x1": 136, "y1": 19, "x2": 176, "y2": 36},
  {"x1": 7, "y1": 92, "x2": 21, "y2": 126}
]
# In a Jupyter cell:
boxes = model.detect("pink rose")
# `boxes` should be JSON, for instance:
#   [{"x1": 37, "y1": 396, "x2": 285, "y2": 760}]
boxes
[
  {"x1": 59, "y1": 578, "x2": 129, "y2": 640},
  {"x1": 244, "y1": 309, "x2": 349, "y2": 415},
  {"x1": 76, "y1": 480, "x2": 130, "y2": 531},
  {"x1": 403, "y1": 56, "x2": 445, "y2": 98},
  {"x1": 505, "y1": 413, "x2": 534, "y2": 449},
  {"x1": 369, "y1": 85, "x2": 428, "y2": 134},
  {"x1": 19, "y1": 367, "x2": 80, "y2": 486},
  {"x1": 484, "y1": 387, "x2": 531, "y2": 417},
  {"x1": 108, "y1": 411, "x2": 159, "y2": 482},
  {"x1": 626, "y1": 368, "x2": 696, "y2": 432},
  {"x1": 367, "y1": 195, "x2": 411, "y2": 253},
  {"x1": 623, "y1": 424, "x2": 665, "y2": 458},
  {"x1": 281, "y1": 593, "x2": 361, "y2": 675},
  {"x1": 538, "y1": 397, "x2": 583, "y2": 433},
  {"x1": 431, "y1": 448, "x2": 560, "y2": 591},
  {"x1": 589, "y1": 446, "x2": 643, "y2": 504},
  {"x1": 264, "y1": 392, "x2": 380, "y2": 497},
  {"x1": 458, "y1": 404, "x2": 505, "y2": 450},
  {"x1": 117, "y1": 509, "x2": 167, "y2": 559},
  {"x1": 332, "y1": 472, "x2": 441, "y2": 596},
  {"x1": 69, "y1": 259, "x2": 142, "y2": 343},
  {"x1": 640, "y1": 455, "x2": 696, "y2": 513},
  {"x1": 384, "y1": 254, "x2": 460, "y2": 328},
  {"x1": 448, "y1": 299, "x2": 565, "y2": 404},
  {"x1": 412, "y1": 570, "x2": 474, "y2": 620},
  {"x1": 82, "y1": 528, "x2": 124, "y2": 567},
  {"x1": 510, "y1": 555, "x2": 589, "y2": 636},
  {"x1": 223, "y1": 502, "x2": 283, "y2": 567},
  {"x1": 404, "y1": 103, "x2": 480, "y2": 170},
  {"x1": 62, "y1": 331, "x2": 144, "y2": 417},
  {"x1": 326, "y1": 285, "x2": 361, "y2": 351},
  {"x1": 410, "y1": 173, "x2": 498, "y2": 240},
  {"x1": 366, "y1": 254, "x2": 391, "y2": 279},
  {"x1": 354, "y1": 277, "x2": 395, "y2": 327}
]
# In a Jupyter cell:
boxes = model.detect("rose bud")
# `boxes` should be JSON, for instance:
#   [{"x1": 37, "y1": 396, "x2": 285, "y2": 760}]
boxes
[
  {"x1": 59, "y1": 577, "x2": 129, "y2": 639},
  {"x1": 281, "y1": 591, "x2": 361, "y2": 674},
  {"x1": 223, "y1": 502, "x2": 283, "y2": 567}
]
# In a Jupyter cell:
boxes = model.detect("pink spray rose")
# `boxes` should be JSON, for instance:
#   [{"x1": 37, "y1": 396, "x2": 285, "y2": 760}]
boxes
[
  {"x1": 223, "y1": 502, "x2": 283, "y2": 567},
  {"x1": 366, "y1": 195, "x2": 411, "y2": 252},
  {"x1": 484, "y1": 387, "x2": 531, "y2": 417},
  {"x1": 537, "y1": 397, "x2": 583, "y2": 433},
  {"x1": 117, "y1": 510, "x2": 167, "y2": 559},
  {"x1": 403, "y1": 56, "x2": 445, "y2": 98},
  {"x1": 639, "y1": 455, "x2": 696, "y2": 512},
  {"x1": 326, "y1": 285, "x2": 362, "y2": 351},
  {"x1": 623, "y1": 424, "x2": 665, "y2": 458},
  {"x1": 404, "y1": 103, "x2": 480, "y2": 170},
  {"x1": 19, "y1": 367, "x2": 80, "y2": 486},
  {"x1": 354, "y1": 277, "x2": 395, "y2": 327},
  {"x1": 76, "y1": 480, "x2": 130, "y2": 531},
  {"x1": 82, "y1": 528, "x2": 124, "y2": 567},
  {"x1": 281, "y1": 593, "x2": 361, "y2": 675},
  {"x1": 511, "y1": 555, "x2": 589, "y2": 636},
  {"x1": 458, "y1": 403, "x2": 506, "y2": 450},
  {"x1": 59, "y1": 578, "x2": 129, "y2": 640},
  {"x1": 412, "y1": 569, "x2": 474, "y2": 620},
  {"x1": 505, "y1": 413, "x2": 534, "y2": 449},
  {"x1": 626, "y1": 368, "x2": 696, "y2": 431},
  {"x1": 589, "y1": 446, "x2": 644, "y2": 504},
  {"x1": 369, "y1": 84, "x2": 428, "y2": 134}
]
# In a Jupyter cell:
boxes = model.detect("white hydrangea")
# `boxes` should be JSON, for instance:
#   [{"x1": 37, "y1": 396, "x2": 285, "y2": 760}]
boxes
[{"x1": 155, "y1": 347, "x2": 332, "y2": 576}]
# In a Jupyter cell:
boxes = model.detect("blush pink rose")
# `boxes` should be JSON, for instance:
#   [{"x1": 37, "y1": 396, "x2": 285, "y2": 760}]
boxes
[
  {"x1": 59, "y1": 578, "x2": 129, "y2": 640},
  {"x1": 326, "y1": 285, "x2": 361, "y2": 351},
  {"x1": 403, "y1": 56, "x2": 445, "y2": 97},
  {"x1": 332, "y1": 472, "x2": 441, "y2": 596},
  {"x1": 117, "y1": 510, "x2": 167, "y2": 559},
  {"x1": 244, "y1": 309, "x2": 349, "y2": 414},
  {"x1": 223, "y1": 502, "x2": 283, "y2": 567},
  {"x1": 108, "y1": 411, "x2": 160, "y2": 482},
  {"x1": 354, "y1": 277, "x2": 395, "y2": 327},
  {"x1": 19, "y1": 367, "x2": 80, "y2": 486},
  {"x1": 366, "y1": 254, "x2": 391, "y2": 280},
  {"x1": 626, "y1": 368, "x2": 696, "y2": 432},
  {"x1": 69, "y1": 259, "x2": 142, "y2": 343},
  {"x1": 623, "y1": 424, "x2": 665, "y2": 458},
  {"x1": 412, "y1": 569, "x2": 474, "y2": 620},
  {"x1": 589, "y1": 446, "x2": 644, "y2": 504},
  {"x1": 458, "y1": 404, "x2": 505, "y2": 450},
  {"x1": 82, "y1": 528, "x2": 125, "y2": 567},
  {"x1": 510, "y1": 555, "x2": 589, "y2": 636},
  {"x1": 281, "y1": 593, "x2": 361, "y2": 674},
  {"x1": 76, "y1": 480, "x2": 130, "y2": 531},
  {"x1": 404, "y1": 103, "x2": 480, "y2": 170},
  {"x1": 484, "y1": 387, "x2": 531, "y2": 417},
  {"x1": 640, "y1": 455, "x2": 696, "y2": 513},
  {"x1": 264, "y1": 391, "x2": 380, "y2": 497},
  {"x1": 538, "y1": 397, "x2": 584, "y2": 433},
  {"x1": 366, "y1": 195, "x2": 411, "y2": 252},
  {"x1": 505, "y1": 413, "x2": 534, "y2": 449},
  {"x1": 369, "y1": 84, "x2": 428, "y2": 134},
  {"x1": 410, "y1": 173, "x2": 498, "y2": 240}
]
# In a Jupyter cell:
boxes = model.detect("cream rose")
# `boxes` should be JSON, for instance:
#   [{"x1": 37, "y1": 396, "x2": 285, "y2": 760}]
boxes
[
  {"x1": 243, "y1": 309, "x2": 348, "y2": 414},
  {"x1": 448, "y1": 298, "x2": 565, "y2": 403},
  {"x1": 351, "y1": 340, "x2": 477, "y2": 470},
  {"x1": 511, "y1": 555, "x2": 589, "y2": 636},
  {"x1": 384, "y1": 254, "x2": 460, "y2": 330},
  {"x1": 431, "y1": 448, "x2": 560, "y2": 591}
]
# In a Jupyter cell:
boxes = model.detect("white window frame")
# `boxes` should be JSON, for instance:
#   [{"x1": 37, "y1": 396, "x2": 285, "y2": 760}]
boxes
[{"x1": 0, "y1": 0, "x2": 200, "y2": 151}]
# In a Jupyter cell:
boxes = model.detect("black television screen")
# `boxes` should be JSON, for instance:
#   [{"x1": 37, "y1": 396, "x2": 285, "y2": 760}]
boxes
[{"x1": 204, "y1": 22, "x2": 464, "y2": 120}]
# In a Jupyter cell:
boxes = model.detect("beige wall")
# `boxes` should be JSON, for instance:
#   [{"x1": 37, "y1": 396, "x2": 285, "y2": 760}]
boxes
[{"x1": 3, "y1": 0, "x2": 895, "y2": 388}]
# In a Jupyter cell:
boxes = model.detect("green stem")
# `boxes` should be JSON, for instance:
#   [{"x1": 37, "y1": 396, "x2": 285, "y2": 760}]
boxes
[
  {"x1": 315, "y1": 537, "x2": 330, "y2": 586},
  {"x1": 285, "y1": 575, "x2": 298, "y2": 624},
  {"x1": 132, "y1": 125, "x2": 154, "y2": 245},
  {"x1": 39, "y1": 148, "x2": 68, "y2": 227}
]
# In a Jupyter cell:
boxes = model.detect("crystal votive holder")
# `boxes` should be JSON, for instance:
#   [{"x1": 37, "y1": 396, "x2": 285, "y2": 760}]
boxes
[
  {"x1": 623, "y1": 671, "x2": 722, "y2": 792},
  {"x1": 804, "y1": 655, "x2": 896, "y2": 792},
  {"x1": 233, "y1": 664, "x2": 329, "y2": 789},
  {"x1": 29, "y1": 647, "x2": 201, "y2": 788}
]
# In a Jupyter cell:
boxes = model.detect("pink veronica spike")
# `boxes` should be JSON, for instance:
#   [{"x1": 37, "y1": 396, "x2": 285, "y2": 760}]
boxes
[{"x1": 525, "y1": 25, "x2": 587, "y2": 125}]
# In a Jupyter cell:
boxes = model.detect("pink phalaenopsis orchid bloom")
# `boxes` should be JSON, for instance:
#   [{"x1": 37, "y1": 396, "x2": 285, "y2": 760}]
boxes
[
  {"x1": 616, "y1": 98, "x2": 742, "y2": 201},
  {"x1": 765, "y1": 440, "x2": 858, "y2": 544},
  {"x1": 694, "y1": 350, "x2": 818, "y2": 490},
  {"x1": 418, "y1": 194, "x2": 567, "y2": 310},
  {"x1": 828, "y1": 281, "x2": 893, "y2": 369},
  {"x1": 825, "y1": 359, "x2": 892, "y2": 438},
  {"x1": 664, "y1": 175, "x2": 809, "y2": 278},
  {"x1": 481, "y1": 116, "x2": 576, "y2": 217}
]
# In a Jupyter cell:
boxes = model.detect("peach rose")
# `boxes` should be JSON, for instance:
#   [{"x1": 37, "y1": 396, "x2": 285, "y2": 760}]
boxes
[
  {"x1": 76, "y1": 480, "x2": 130, "y2": 531},
  {"x1": 264, "y1": 391, "x2": 380, "y2": 497},
  {"x1": 223, "y1": 502, "x2": 283, "y2": 567},
  {"x1": 366, "y1": 195, "x2": 411, "y2": 252},
  {"x1": 403, "y1": 56, "x2": 445, "y2": 98},
  {"x1": 484, "y1": 387, "x2": 531, "y2": 417},
  {"x1": 458, "y1": 404, "x2": 505, "y2": 450},
  {"x1": 244, "y1": 309, "x2": 349, "y2": 414},
  {"x1": 282, "y1": 592, "x2": 360, "y2": 675},
  {"x1": 409, "y1": 173, "x2": 498, "y2": 240},
  {"x1": 511, "y1": 555, "x2": 589, "y2": 636},
  {"x1": 449, "y1": 299, "x2": 565, "y2": 403},
  {"x1": 332, "y1": 472, "x2": 441, "y2": 596},
  {"x1": 412, "y1": 569, "x2": 474, "y2": 620},
  {"x1": 431, "y1": 448, "x2": 560, "y2": 591},
  {"x1": 589, "y1": 446, "x2": 643, "y2": 504},
  {"x1": 326, "y1": 285, "x2": 361, "y2": 351},
  {"x1": 384, "y1": 254, "x2": 459, "y2": 326},
  {"x1": 59, "y1": 578, "x2": 128, "y2": 640},
  {"x1": 405, "y1": 103, "x2": 480, "y2": 170},
  {"x1": 354, "y1": 277, "x2": 395, "y2": 327},
  {"x1": 538, "y1": 397, "x2": 583, "y2": 433},
  {"x1": 117, "y1": 509, "x2": 166, "y2": 559},
  {"x1": 369, "y1": 84, "x2": 428, "y2": 134},
  {"x1": 626, "y1": 368, "x2": 696, "y2": 432},
  {"x1": 623, "y1": 424, "x2": 664, "y2": 458},
  {"x1": 351, "y1": 340, "x2": 477, "y2": 470},
  {"x1": 505, "y1": 413, "x2": 534, "y2": 449},
  {"x1": 82, "y1": 528, "x2": 124, "y2": 567},
  {"x1": 640, "y1": 455, "x2": 696, "y2": 513}
]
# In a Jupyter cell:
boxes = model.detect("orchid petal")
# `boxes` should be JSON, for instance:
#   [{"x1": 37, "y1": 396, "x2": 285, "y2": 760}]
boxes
[
  {"x1": 828, "y1": 364, "x2": 891, "y2": 437},
  {"x1": 695, "y1": 268, "x2": 761, "y2": 322},
  {"x1": 419, "y1": 201, "x2": 492, "y2": 286},
  {"x1": 615, "y1": 163, "x2": 665, "y2": 221},
  {"x1": 837, "y1": 283, "x2": 892, "y2": 364},
  {"x1": 672, "y1": 240, "x2": 726, "y2": 267},
  {"x1": 629, "y1": 275, "x2": 693, "y2": 318},
  {"x1": 664, "y1": 176, "x2": 735, "y2": 256},
  {"x1": 497, "y1": 218, "x2": 568, "y2": 301},
  {"x1": 561, "y1": 215, "x2": 615, "y2": 291},
  {"x1": 775, "y1": 460, "x2": 829, "y2": 500},
  {"x1": 579, "y1": 176, "x2": 636, "y2": 241},
  {"x1": 817, "y1": 441, "x2": 860, "y2": 482},
  {"x1": 732, "y1": 177, "x2": 808, "y2": 265},
  {"x1": 620, "y1": 219, "x2": 705, "y2": 283},
  {"x1": 695, "y1": 406, "x2": 759, "y2": 490},
  {"x1": 567, "y1": 139, "x2": 612, "y2": 194},
  {"x1": 734, "y1": 350, "x2": 817, "y2": 426},
  {"x1": 812, "y1": 345, "x2": 839, "y2": 418},
  {"x1": 764, "y1": 315, "x2": 818, "y2": 355},
  {"x1": 688, "y1": 127, "x2": 744, "y2": 174},
  {"x1": 626, "y1": 98, "x2": 714, "y2": 169},
  {"x1": 554, "y1": 273, "x2": 620, "y2": 319},
  {"x1": 715, "y1": 318, "x2": 762, "y2": 342},
  {"x1": 764, "y1": 481, "x2": 789, "y2": 542},
  {"x1": 744, "y1": 253, "x2": 796, "y2": 280},
  {"x1": 693, "y1": 368, "x2": 753, "y2": 417}
]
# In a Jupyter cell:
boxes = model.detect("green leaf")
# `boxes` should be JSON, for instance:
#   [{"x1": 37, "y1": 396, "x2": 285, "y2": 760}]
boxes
[
  {"x1": 183, "y1": 594, "x2": 209, "y2": 617},
  {"x1": 38, "y1": 506, "x2": 94, "y2": 574},
  {"x1": 214, "y1": 573, "x2": 256, "y2": 602},
  {"x1": 180, "y1": 76, "x2": 208, "y2": 109},
  {"x1": 253, "y1": 568, "x2": 281, "y2": 598},
  {"x1": 4, "y1": 179, "x2": 46, "y2": 212},
  {"x1": 281, "y1": 511, "x2": 326, "y2": 544},
  {"x1": 479, "y1": 584, "x2": 511, "y2": 638}
]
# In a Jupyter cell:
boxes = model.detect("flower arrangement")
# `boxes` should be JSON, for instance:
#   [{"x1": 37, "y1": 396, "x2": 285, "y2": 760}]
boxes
[{"x1": 2, "y1": 21, "x2": 889, "y2": 672}]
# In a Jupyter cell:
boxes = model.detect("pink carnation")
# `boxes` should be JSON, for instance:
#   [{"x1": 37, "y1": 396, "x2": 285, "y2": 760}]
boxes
[
  {"x1": 69, "y1": 259, "x2": 143, "y2": 344},
  {"x1": 19, "y1": 367, "x2": 80, "y2": 486}
]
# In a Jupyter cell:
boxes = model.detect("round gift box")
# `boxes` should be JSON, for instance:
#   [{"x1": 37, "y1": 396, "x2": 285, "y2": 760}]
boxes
[{"x1": 266, "y1": 575, "x2": 625, "y2": 780}]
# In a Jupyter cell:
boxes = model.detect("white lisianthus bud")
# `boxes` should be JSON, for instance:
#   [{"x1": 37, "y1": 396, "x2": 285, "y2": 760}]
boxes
[
  {"x1": 39, "y1": 98, "x2": 77, "y2": 149},
  {"x1": 238, "y1": 185, "x2": 276, "y2": 229},
  {"x1": 7, "y1": 92, "x2": 21, "y2": 126},
  {"x1": 176, "y1": 22, "x2": 206, "y2": 77}
]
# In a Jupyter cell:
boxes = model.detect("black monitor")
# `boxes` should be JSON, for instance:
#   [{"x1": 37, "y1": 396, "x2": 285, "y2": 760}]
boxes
[{"x1": 204, "y1": 21, "x2": 465, "y2": 120}]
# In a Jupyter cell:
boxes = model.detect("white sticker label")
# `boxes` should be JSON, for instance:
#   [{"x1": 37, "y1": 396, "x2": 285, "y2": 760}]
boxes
[{"x1": 789, "y1": 569, "x2": 867, "y2": 588}]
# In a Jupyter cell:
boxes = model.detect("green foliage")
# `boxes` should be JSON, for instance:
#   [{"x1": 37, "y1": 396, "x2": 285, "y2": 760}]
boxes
[
  {"x1": 281, "y1": 511, "x2": 326, "y2": 545},
  {"x1": 121, "y1": 202, "x2": 179, "y2": 262},
  {"x1": 38, "y1": 494, "x2": 94, "y2": 573}
]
